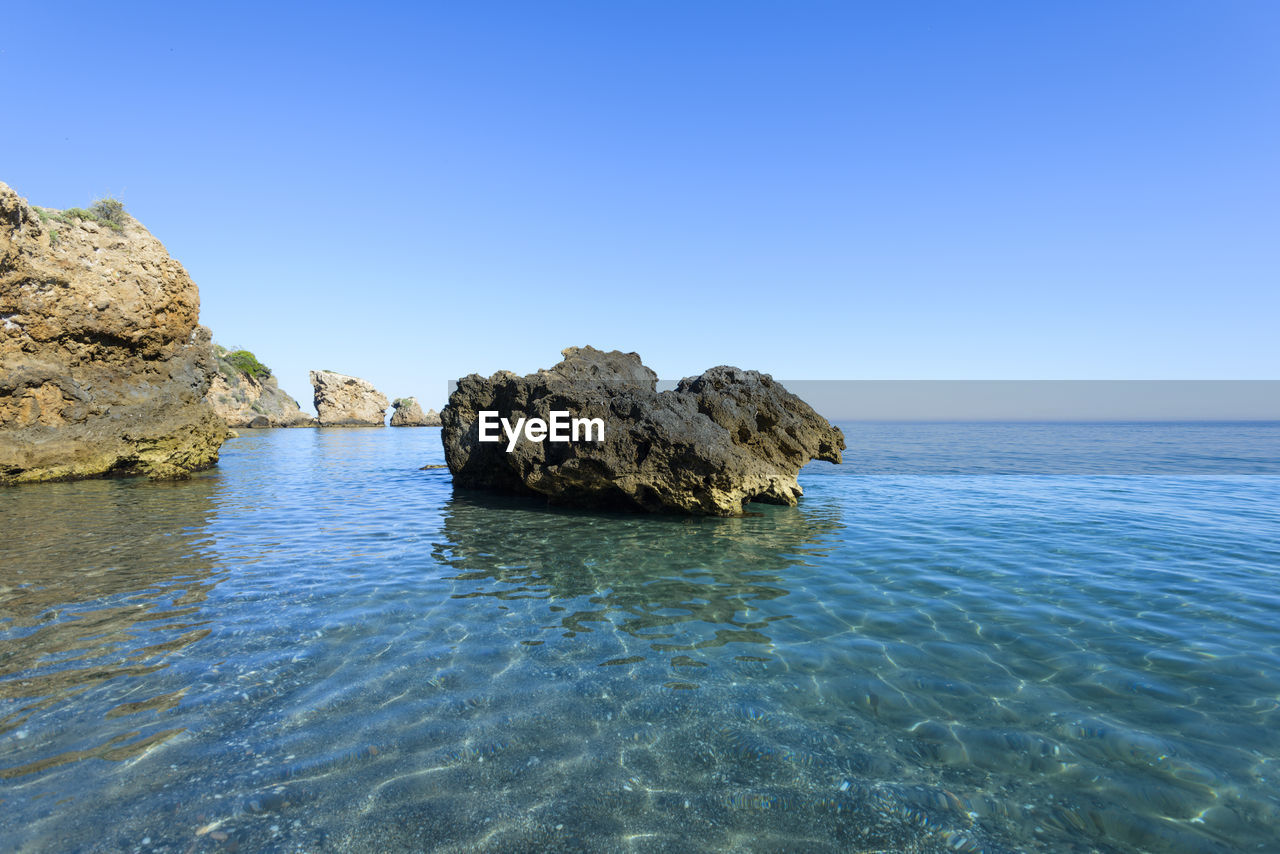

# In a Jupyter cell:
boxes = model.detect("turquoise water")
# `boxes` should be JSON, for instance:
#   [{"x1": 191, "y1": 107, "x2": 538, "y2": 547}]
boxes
[{"x1": 2, "y1": 424, "x2": 1279, "y2": 852}]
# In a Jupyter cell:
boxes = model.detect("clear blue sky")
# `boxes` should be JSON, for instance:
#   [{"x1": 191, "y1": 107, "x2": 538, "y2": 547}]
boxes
[{"x1": 4, "y1": 1, "x2": 1277, "y2": 412}]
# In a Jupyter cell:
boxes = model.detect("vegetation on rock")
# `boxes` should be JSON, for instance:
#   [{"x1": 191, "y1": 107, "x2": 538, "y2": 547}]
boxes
[
  {"x1": 225, "y1": 349, "x2": 271, "y2": 379},
  {"x1": 206, "y1": 343, "x2": 314, "y2": 428},
  {"x1": 89, "y1": 197, "x2": 128, "y2": 229},
  {"x1": 37, "y1": 196, "x2": 129, "y2": 232}
]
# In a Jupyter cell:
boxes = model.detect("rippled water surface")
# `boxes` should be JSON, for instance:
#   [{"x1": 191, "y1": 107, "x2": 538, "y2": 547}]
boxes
[{"x1": 2, "y1": 424, "x2": 1279, "y2": 852}]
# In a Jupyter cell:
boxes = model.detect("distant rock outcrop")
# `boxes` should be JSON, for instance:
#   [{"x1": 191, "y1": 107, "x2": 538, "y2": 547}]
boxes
[
  {"x1": 390, "y1": 397, "x2": 441, "y2": 427},
  {"x1": 310, "y1": 370, "x2": 388, "y2": 426},
  {"x1": 206, "y1": 345, "x2": 315, "y2": 427},
  {"x1": 0, "y1": 182, "x2": 225, "y2": 483},
  {"x1": 441, "y1": 346, "x2": 845, "y2": 516}
]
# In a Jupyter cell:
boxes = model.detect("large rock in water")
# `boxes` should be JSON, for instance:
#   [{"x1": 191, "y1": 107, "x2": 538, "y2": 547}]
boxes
[
  {"x1": 389, "y1": 397, "x2": 441, "y2": 427},
  {"x1": 207, "y1": 345, "x2": 315, "y2": 427},
  {"x1": 441, "y1": 346, "x2": 845, "y2": 516},
  {"x1": 310, "y1": 370, "x2": 388, "y2": 426},
  {"x1": 0, "y1": 183, "x2": 226, "y2": 484}
]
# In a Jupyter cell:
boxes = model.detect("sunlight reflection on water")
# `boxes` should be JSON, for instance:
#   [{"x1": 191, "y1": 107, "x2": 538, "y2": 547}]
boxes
[{"x1": 1, "y1": 425, "x2": 1278, "y2": 852}]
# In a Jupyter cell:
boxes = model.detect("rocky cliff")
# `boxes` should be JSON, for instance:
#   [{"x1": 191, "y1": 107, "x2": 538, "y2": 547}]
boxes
[
  {"x1": 310, "y1": 370, "x2": 388, "y2": 426},
  {"x1": 441, "y1": 346, "x2": 845, "y2": 515},
  {"x1": 389, "y1": 397, "x2": 441, "y2": 427},
  {"x1": 0, "y1": 183, "x2": 225, "y2": 483},
  {"x1": 207, "y1": 345, "x2": 315, "y2": 427}
]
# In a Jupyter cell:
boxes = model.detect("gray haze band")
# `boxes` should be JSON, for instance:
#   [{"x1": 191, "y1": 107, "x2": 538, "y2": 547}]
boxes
[
  {"x1": 760, "y1": 380, "x2": 1280, "y2": 422},
  {"x1": 445, "y1": 380, "x2": 1279, "y2": 421}
]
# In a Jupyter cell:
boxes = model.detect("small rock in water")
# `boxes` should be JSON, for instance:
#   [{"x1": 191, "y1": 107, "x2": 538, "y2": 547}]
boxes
[
  {"x1": 310, "y1": 370, "x2": 388, "y2": 426},
  {"x1": 390, "y1": 397, "x2": 441, "y2": 427}
]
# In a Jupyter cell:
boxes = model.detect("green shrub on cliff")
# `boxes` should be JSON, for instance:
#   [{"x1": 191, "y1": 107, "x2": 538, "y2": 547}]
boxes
[
  {"x1": 48, "y1": 197, "x2": 128, "y2": 232},
  {"x1": 226, "y1": 349, "x2": 271, "y2": 379},
  {"x1": 89, "y1": 197, "x2": 127, "y2": 229}
]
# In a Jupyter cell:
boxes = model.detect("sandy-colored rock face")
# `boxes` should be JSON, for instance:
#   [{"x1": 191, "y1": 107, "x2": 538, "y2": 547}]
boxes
[
  {"x1": 389, "y1": 397, "x2": 441, "y2": 427},
  {"x1": 0, "y1": 183, "x2": 226, "y2": 483},
  {"x1": 207, "y1": 347, "x2": 315, "y2": 428},
  {"x1": 441, "y1": 346, "x2": 845, "y2": 516},
  {"x1": 310, "y1": 370, "x2": 388, "y2": 426}
]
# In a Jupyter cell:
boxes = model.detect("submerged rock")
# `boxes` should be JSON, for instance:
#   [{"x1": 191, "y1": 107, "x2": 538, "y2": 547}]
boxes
[
  {"x1": 389, "y1": 396, "x2": 441, "y2": 427},
  {"x1": 0, "y1": 182, "x2": 226, "y2": 484},
  {"x1": 207, "y1": 344, "x2": 316, "y2": 427},
  {"x1": 310, "y1": 370, "x2": 388, "y2": 426},
  {"x1": 441, "y1": 346, "x2": 844, "y2": 516}
]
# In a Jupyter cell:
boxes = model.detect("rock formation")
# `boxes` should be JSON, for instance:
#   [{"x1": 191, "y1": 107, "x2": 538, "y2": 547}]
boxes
[
  {"x1": 389, "y1": 397, "x2": 441, "y2": 427},
  {"x1": 441, "y1": 346, "x2": 844, "y2": 516},
  {"x1": 310, "y1": 370, "x2": 388, "y2": 426},
  {"x1": 0, "y1": 183, "x2": 225, "y2": 483},
  {"x1": 207, "y1": 344, "x2": 316, "y2": 427}
]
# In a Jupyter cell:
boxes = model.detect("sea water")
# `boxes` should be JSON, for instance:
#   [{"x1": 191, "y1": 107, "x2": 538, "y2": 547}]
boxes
[{"x1": 1, "y1": 424, "x2": 1278, "y2": 852}]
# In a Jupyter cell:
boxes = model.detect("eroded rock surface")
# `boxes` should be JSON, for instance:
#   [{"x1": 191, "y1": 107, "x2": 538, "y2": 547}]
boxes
[
  {"x1": 0, "y1": 182, "x2": 225, "y2": 483},
  {"x1": 390, "y1": 397, "x2": 441, "y2": 427},
  {"x1": 441, "y1": 346, "x2": 844, "y2": 515},
  {"x1": 207, "y1": 345, "x2": 315, "y2": 427},
  {"x1": 310, "y1": 370, "x2": 388, "y2": 426}
]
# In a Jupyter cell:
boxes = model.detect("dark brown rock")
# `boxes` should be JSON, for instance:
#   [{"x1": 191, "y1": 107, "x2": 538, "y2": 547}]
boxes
[{"x1": 440, "y1": 346, "x2": 844, "y2": 516}]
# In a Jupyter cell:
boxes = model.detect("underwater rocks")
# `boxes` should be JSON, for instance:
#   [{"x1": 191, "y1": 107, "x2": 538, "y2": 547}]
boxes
[
  {"x1": 389, "y1": 396, "x2": 441, "y2": 427},
  {"x1": 310, "y1": 370, "x2": 388, "y2": 426},
  {"x1": 0, "y1": 182, "x2": 226, "y2": 484},
  {"x1": 440, "y1": 346, "x2": 845, "y2": 516},
  {"x1": 207, "y1": 344, "x2": 316, "y2": 427}
]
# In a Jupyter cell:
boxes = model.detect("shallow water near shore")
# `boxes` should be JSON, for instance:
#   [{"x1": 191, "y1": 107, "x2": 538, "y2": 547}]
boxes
[{"x1": 2, "y1": 424, "x2": 1279, "y2": 852}]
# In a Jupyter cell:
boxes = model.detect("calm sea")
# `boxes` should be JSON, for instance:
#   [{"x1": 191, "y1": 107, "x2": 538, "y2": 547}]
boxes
[{"x1": 2, "y1": 423, "x2": 1278, "y2": 853}]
